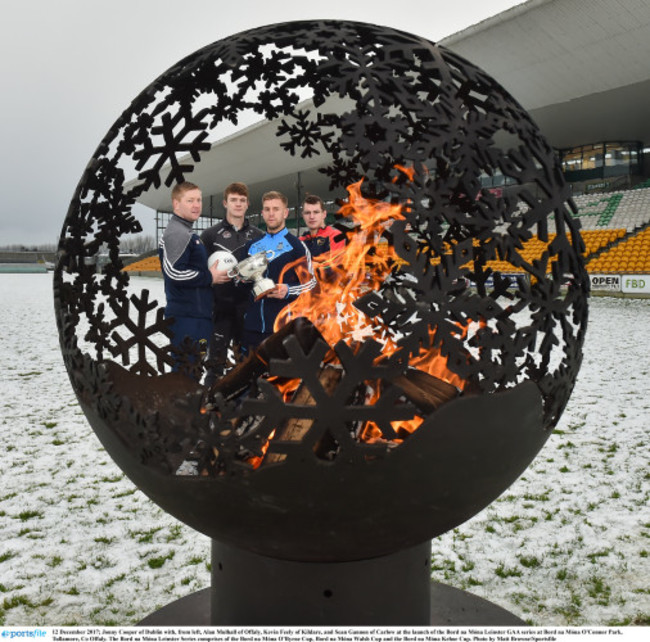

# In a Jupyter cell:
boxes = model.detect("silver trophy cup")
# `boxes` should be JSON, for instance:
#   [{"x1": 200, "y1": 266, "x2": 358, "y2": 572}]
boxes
[{"x1": 228, "y1": 251, "x2": 276, "y2": 300}]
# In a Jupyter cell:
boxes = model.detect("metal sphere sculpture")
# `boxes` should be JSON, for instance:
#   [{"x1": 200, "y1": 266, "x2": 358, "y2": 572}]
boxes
[{"x1": 54, "y1": 20, "x2": 589, "y2": 562}]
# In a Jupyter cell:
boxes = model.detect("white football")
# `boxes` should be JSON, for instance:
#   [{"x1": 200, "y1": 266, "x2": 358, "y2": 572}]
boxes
[{"x1": 207, "y1": 250, "x2": 238, "y2": 270}]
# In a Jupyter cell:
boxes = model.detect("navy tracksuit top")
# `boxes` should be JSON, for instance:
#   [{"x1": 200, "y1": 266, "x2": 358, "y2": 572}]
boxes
[{"x1": 158, "y1": 215, "x2": 213, "y2": 320}]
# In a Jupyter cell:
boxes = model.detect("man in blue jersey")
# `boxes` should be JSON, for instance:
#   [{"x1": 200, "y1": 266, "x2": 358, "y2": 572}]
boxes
[
  {"x1": 240, "y1": 191, "x2": 316, "y2": 352},
  {"x1": 159, "y1": 181, "x2": 223, "y2": 375}
]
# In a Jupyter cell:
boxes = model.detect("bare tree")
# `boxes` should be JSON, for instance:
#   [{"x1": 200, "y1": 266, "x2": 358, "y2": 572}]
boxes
[{"x1": 120, "y1": 235, "x2": 157, "y2": 255}]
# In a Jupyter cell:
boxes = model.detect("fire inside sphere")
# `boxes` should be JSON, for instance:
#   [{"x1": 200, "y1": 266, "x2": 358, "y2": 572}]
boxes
[{"x1": 54, "y1": 20, "x2": 589, "y2": 562}]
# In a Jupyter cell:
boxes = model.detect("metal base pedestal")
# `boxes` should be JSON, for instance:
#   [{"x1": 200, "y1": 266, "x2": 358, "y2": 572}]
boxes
[
  {"x1": 139, "y1": 583, "x2": 524, "y2": 626},
  {"x1": 140, "y1": 541, "x2": 524, "y2": 626}
]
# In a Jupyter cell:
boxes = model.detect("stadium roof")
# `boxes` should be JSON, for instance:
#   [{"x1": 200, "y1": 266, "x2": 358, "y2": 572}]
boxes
[
  {"x1": 441, "y1": 0, "x2": 650, "y2": 150},
  {"x1": 135, "y1": 0, "x2": 650, "y2": 215}
]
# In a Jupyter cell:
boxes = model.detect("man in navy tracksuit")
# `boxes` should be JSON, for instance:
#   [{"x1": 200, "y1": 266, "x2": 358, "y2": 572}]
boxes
[
  {"x1": 158, "y1": 182, "x2": 221, "y2": 374},
  {"x1": 241, "y1": 191, "x2": 316, "y2": 352}
]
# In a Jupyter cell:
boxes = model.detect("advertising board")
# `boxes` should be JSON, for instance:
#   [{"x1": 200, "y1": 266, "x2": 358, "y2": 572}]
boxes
[
  {"x1": 589, "y1": 274, "x2": 620, "y2": 292},
  {"x1": 621, "y1": 275, "x2": 650, "y2": 294}
]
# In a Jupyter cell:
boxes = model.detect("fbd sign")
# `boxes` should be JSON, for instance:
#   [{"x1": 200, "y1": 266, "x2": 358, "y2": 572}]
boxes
[{"x1": 622, "y1": 276, "x2": 650, "y2": 294}]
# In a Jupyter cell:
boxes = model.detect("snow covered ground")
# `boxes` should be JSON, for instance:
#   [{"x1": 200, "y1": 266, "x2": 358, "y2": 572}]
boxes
[{"x1": 1, "y1": 273, "x2": 648, "y2": 626}]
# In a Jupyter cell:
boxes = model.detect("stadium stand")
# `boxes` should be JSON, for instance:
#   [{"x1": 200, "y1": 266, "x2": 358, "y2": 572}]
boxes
[
  {"x1": 121, "y1": 255, "x2": 161, "y2": 274},
  {"x1": 572, "y1": 187, "x2": 650, "y2": 273},
  {"x1": 483, "y1": 186, "x2": 650, "y2": 275}
]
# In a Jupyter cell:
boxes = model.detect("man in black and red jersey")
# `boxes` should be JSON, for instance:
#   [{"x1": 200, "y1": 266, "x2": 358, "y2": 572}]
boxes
[{"x1": 299, "y1": 194, "x2": 346, "y2": 259}]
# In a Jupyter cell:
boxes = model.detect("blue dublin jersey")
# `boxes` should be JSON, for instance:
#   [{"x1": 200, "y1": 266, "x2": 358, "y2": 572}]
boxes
[{"x1": 242, "y1": 227, "x2": 316, "y2": 334}]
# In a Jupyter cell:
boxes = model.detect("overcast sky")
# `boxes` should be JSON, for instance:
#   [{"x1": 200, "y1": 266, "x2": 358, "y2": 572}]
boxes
[{"x1": 0, "y1": 0, "x2": 525, "y2": 247}]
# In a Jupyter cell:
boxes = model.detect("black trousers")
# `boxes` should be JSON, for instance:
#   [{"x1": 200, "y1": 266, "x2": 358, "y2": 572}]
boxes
[{"x1": 204, "y1": 300, "x2": 248, "y2": 386}]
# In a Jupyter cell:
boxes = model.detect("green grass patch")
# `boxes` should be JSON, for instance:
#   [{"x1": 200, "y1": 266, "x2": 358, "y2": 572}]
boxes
[
  {"x1": 587, "y1": 550, "x2": 611, "y2": 563},
  {"x1": 132, "y1": 527, "x2": 163, "y2": 544},
  {"x1": 114, "y1": 489, "x2": 136, "y2": 498},
  {"x1": 100, "y1": 475, "x2": 123, "y2": 483},
  {"x1": 431, "y1": 559, "x2": 456, "y2": 575},
  {"x1": 3, "y1": 595, "x2": 35, "y2": 610},
  {"x1": 148, "y1": 552, "x2": 175, "y2": 569},
  {"x1": 518, "y1": 555, "x2": 541, "y2": 568},
  {"x1": 94, "y1": 536, "x2": 114, "y2": 545},
  {"x1": 91, "y1": 555, "x2": 114, "y2": 570},
  {"x1": 587, "y1": 576, "x2": 611, "y2": 605},
  {"x1": 523, "y1": 492, "x2": 550, "y2": 502},
  {"x1": 495, "y1": 563, "x2": 522, "y2": 578},
  {"x1": 105, "y1": 573, "x2": 126, "y2": 588},
  {"x1": 17, "y1": 510, "x2": 42, "y2": 521},
  {"x1": 166, "y1": 524, "x2": 183, "y2": 542}
]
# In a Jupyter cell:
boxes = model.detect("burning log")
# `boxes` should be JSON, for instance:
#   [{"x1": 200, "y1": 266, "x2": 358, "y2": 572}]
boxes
[
  {"x1": 392, "y1": 368, "x2": 460, "y2": 414},
  {"x1": 201, "y1": 317, "x2": 323, "y2": 410},
  {"x1": 201, "y1": 314, "x2": 464, "y2": 470},
  {"x1": 264, "y1": 365, "x2": 343, "y2": 465}
]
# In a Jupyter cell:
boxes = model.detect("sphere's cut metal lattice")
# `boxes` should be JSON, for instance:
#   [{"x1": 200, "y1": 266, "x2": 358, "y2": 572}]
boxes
[{"x1": 54, "y1": 21, "x2": 588, "y2": 560}]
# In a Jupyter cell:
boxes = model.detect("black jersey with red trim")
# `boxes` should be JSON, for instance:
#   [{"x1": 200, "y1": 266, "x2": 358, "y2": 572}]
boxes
[{"x1": 299, "y1": 225, "x2": 346, "y2": 258}]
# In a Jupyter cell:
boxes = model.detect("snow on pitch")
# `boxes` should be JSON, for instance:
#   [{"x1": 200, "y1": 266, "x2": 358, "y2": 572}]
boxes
[{"x1": 0, "y1": 274, "x2": 648, "y2": 626}]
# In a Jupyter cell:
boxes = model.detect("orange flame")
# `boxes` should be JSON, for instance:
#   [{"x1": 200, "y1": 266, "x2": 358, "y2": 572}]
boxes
[
  {"x1": 247, "y1": 429, "x2": 276, "y2": 469},
  {"x1": 274, "y1": 179, "x2": 405, "y2": 352},
  {"x1": 268, "y1": 376, "x2": 301, "y2": 401},
  {"x1": 253, "y1": 174, "x2": 468, "y2": 454},
  {"x1": 275, "y1": 177, "x2": 467, "y2": 389},
  {"x1": 358, "y1": 382, "x2": 425, "y2": 443}
]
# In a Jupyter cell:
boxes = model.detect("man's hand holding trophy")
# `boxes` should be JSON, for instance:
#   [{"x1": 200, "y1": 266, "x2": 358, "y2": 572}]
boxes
[{"x1": 208, "y1": 251, "x2": 282, "y2": 300}]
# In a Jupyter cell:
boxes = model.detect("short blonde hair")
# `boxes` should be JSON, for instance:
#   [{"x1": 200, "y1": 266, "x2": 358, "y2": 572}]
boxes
[{"x1": 262, "y1": 191, "x2": 288, "y2": 207}]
